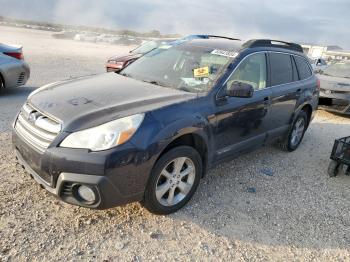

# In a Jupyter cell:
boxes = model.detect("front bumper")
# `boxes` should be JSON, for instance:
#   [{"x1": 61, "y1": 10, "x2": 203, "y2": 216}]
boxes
[
  {"x1": 319, "y1": 90, "x2": 350, "y2": 115},
  {"x1": 12, "y1": 129, "x2": 153, "y2": 209}
]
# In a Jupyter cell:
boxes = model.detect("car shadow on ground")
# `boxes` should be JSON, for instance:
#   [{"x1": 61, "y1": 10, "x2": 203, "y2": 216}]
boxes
[
  {"x1": 25, "y1": 119, "x2": 348, "y2": 252},
  {"x1": 0, "y1": 85, "x2": 34, "y2": 98},
  {"x1": 170, "y1": 121, "x2": 350, "y2": 250}
]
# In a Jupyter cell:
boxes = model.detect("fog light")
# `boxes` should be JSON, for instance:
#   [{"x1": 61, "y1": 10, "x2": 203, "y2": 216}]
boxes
[{"x1": 77, "y1": 185, "x2": 96, "y2": 203}]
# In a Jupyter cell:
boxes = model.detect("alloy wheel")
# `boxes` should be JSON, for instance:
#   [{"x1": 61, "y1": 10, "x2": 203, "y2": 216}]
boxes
[
  {"x1": 155, "y1": 157, "x2": 196, "y2": 207},
  {"x1": 290, "y1": 117, "x2": 305, "y2": 147}
]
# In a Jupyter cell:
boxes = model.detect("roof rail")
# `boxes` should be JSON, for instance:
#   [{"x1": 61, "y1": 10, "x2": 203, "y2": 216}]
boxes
[{"x1": 243, "y1": 39, "x2": 303, "y2": 53}]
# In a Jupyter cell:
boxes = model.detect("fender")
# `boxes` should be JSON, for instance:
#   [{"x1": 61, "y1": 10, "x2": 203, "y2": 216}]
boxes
[{"x1": 149, "y1": 113, "x2": 214, "y2": 164}]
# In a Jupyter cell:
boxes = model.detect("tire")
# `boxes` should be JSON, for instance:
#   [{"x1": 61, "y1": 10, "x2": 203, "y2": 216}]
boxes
[
  {"x1": 280, "y1": 110, "x2": 308, "y2": 152},
  {"x1": 143, "y1": 146, "x2": 202, "y2": 215},
  {"x1": 328, "y1": 160, "x2": 340, "y2": 177},
  {"x1": 346, "y1": 165, "x2": 350, "y2": 176},
  {"x1": 0, "y1": 76, "x2": 3, "y2": 91}
]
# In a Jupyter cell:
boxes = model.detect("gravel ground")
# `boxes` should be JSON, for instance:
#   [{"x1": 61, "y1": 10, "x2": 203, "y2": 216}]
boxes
[{"x1": 1, "y1": 26, "x2": 350, "y2": 261}]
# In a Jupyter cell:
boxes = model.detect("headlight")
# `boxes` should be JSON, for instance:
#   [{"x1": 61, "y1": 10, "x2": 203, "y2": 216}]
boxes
[{"x1": 60, "y1": 114, "x2": 144, "y2": 151}]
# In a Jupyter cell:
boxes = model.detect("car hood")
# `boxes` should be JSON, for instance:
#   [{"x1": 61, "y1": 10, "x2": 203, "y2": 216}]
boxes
[
  {"x1": 29, "y1": 73, "x2": 196, "y2": 131},
  {"x1": 318, "y1": 74, "x2": 350, "y2": 92},
  {"x1": 108, "y1": 53, "x2": 142, "y2": 62}
]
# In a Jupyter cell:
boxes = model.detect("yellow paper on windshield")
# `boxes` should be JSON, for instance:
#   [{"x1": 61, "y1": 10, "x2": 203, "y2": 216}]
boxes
[{"x1": 193, "y1": 66, "x2": 209, "y2": 78}]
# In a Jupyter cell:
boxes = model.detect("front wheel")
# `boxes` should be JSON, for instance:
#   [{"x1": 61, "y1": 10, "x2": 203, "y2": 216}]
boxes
[
  {"x1": 280, "y1": 110, "x2": 308, "y2": 152},
  {"x1": 143, "y1": 146, "x2": 202, "y2": 215}
]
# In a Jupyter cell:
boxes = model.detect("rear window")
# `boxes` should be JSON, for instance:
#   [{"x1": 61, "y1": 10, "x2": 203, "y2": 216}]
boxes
[
  {"x1": 294, "y1": 56, "x2": 312, "y2": 80},
  {"x1": 269, "y1": 53, "x2": 293, "y2": 86}
]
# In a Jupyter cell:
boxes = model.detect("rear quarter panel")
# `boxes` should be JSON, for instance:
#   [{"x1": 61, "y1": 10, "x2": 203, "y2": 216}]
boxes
[
  {"x1": 0, "y1": 54, "x2": 30, "y2": 88},
  {"x1": 294, "y1": 75, "x2": 319, "y2": 123}
]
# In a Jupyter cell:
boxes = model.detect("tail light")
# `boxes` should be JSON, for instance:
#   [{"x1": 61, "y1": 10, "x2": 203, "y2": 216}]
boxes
[
  {"x1": 316, "y1": 78, "x2": 321, "y2": 90},
  {"x1": 4, "y1": 52, "x2": 24, "y2": 60}
]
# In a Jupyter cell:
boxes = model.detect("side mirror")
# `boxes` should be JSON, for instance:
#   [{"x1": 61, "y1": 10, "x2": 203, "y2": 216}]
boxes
[{"x1": 227, "y1": 81, "x2": 254, "y2": 98}]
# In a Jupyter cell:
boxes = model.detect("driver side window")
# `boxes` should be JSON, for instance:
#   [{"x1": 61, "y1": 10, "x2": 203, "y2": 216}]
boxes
[{"x1": 227, "y1": 53, "x2": 267, "y2": 91}]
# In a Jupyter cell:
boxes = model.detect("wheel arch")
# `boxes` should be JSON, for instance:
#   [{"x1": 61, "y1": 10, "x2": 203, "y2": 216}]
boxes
[
  {"x1": 300, "y1": 103, "x2": 313, "y2": 127},
  {"x1": 155, "y1": 132, "x2": 209, "y2": 177},
  {"x1": 292, "y1": 102, "x2": 313, "y2": 127}
]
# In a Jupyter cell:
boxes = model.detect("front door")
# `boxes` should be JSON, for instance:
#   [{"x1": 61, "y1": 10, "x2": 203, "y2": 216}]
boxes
[{"x1": 213, "y1": 52, "x2": 272, "y2": 160}]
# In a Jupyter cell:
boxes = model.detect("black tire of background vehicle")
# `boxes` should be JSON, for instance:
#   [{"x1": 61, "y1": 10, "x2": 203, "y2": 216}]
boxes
[
  {"x1": 280, "y1": 110, "x2": 308, "y2": 152},
  {"x1": 143, "y1": 146, "x2": 202, "y2": 215},
  {"x1": 346, "y1": 165, "x2": 350, "y2": 176},
  {"x1": 0, "y1": 76, "x2": 3, "y2": 91},
  {"x1": 328, "y1": 160, "x2": 341, "y2": 177}
]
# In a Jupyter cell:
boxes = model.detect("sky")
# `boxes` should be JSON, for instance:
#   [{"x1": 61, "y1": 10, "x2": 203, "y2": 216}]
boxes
[{"x1": 0, "y1": 0, "x2": 349, "y2": 49}]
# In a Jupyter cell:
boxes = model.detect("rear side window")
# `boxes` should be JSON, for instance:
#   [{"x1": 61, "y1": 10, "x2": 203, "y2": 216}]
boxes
[
  {"x1": 294, "y1": 56, "x2": 313, "y2": 80},
  {"x1": 269, "y1": 53, "x2": 293, "y2": 86}
]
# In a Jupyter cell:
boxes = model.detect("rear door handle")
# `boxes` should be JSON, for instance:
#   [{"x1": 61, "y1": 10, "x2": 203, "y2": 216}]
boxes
[{"x1": 296, "y1": 88, "x2": 302, "y2": 95}]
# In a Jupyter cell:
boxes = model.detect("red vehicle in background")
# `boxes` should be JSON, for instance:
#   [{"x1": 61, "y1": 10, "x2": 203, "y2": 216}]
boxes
[{"x1": 106, "y1": 39, "x2": 175, "y2": 72}]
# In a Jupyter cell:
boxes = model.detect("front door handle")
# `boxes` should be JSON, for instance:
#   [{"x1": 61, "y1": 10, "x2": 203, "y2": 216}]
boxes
[{"x1": 263, "y1": 97, "x2": 270, "y2": 105}]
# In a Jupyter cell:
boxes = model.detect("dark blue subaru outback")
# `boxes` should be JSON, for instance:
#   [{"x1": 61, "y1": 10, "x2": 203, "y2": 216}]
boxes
[{"x1": 13, "y1": 37, "x2": 319, "y2": 214}]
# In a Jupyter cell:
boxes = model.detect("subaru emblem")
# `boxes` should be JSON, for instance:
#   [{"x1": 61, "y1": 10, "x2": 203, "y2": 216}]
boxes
[{"x1": 28, "y1": 112, "x2": 37, "y2": 123}]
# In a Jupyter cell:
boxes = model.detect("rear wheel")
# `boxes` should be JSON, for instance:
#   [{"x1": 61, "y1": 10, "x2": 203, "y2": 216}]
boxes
[
  {"x1": 143, "y1": 146, "x2": 202, "y2": 215},
  {"x1": 280, "y1": 110, "x2": 308, "y2": 152}
]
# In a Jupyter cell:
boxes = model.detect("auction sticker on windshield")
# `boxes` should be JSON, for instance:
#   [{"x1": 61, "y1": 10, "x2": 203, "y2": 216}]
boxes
[
  {"x1": 211, "y1": 49, "x2": 238, "y2": 58},
  {"x1": 193, "y1": 66, "x2": 209, "y2": 78}
]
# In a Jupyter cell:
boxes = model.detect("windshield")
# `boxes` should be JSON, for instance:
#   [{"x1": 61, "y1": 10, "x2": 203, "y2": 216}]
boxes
[
  {"x1": 131, "y1": 41, "x2": 160, "y2": 54},
  {"x1": 322, "y1": 61, "x2": 350, "y2": 78},
  {"x1": 121, "y1": 44, "x2": 233, "y2": 93}
]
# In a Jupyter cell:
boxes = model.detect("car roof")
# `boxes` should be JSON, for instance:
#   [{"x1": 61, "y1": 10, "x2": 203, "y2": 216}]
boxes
[{"x1": 181, "y1": 38, "x2": 242, "y2": 51}]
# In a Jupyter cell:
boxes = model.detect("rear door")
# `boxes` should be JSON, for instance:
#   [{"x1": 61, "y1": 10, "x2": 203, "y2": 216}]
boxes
[{"x1": 266, "y1": 52, "x2": 300, "y2": 140}]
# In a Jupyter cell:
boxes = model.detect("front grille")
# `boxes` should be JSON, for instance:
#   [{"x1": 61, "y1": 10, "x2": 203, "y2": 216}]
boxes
[
  {"x1": 15, "y1": 103, "x2": 62, "y2": 153},
  {"x1": 17, "y1": 72, "x2": 25, "y2": 85}
]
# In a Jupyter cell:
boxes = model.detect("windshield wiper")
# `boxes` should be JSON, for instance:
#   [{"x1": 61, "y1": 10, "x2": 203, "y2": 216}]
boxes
[
  {"x1": 141, "y1": 79, "x2": 169, "y2": 88},
  {"x1": 177, "y1": 86, "x2": 193, "y2": 92},
  {"x1": 120, "y1": 72, "x2": 132, "y2": 78}
]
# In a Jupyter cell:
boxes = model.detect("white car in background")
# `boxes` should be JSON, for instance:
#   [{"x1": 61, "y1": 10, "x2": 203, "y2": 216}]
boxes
[
  {"x1": 74, "y1": 33, "x2": 98, "y2": 43},
  {"x1": 0, "y1": 43, "x2": 30, "y2": 90},
  {"x1": 310, "y1": 58, "x2": 328, "y2": 72}
]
